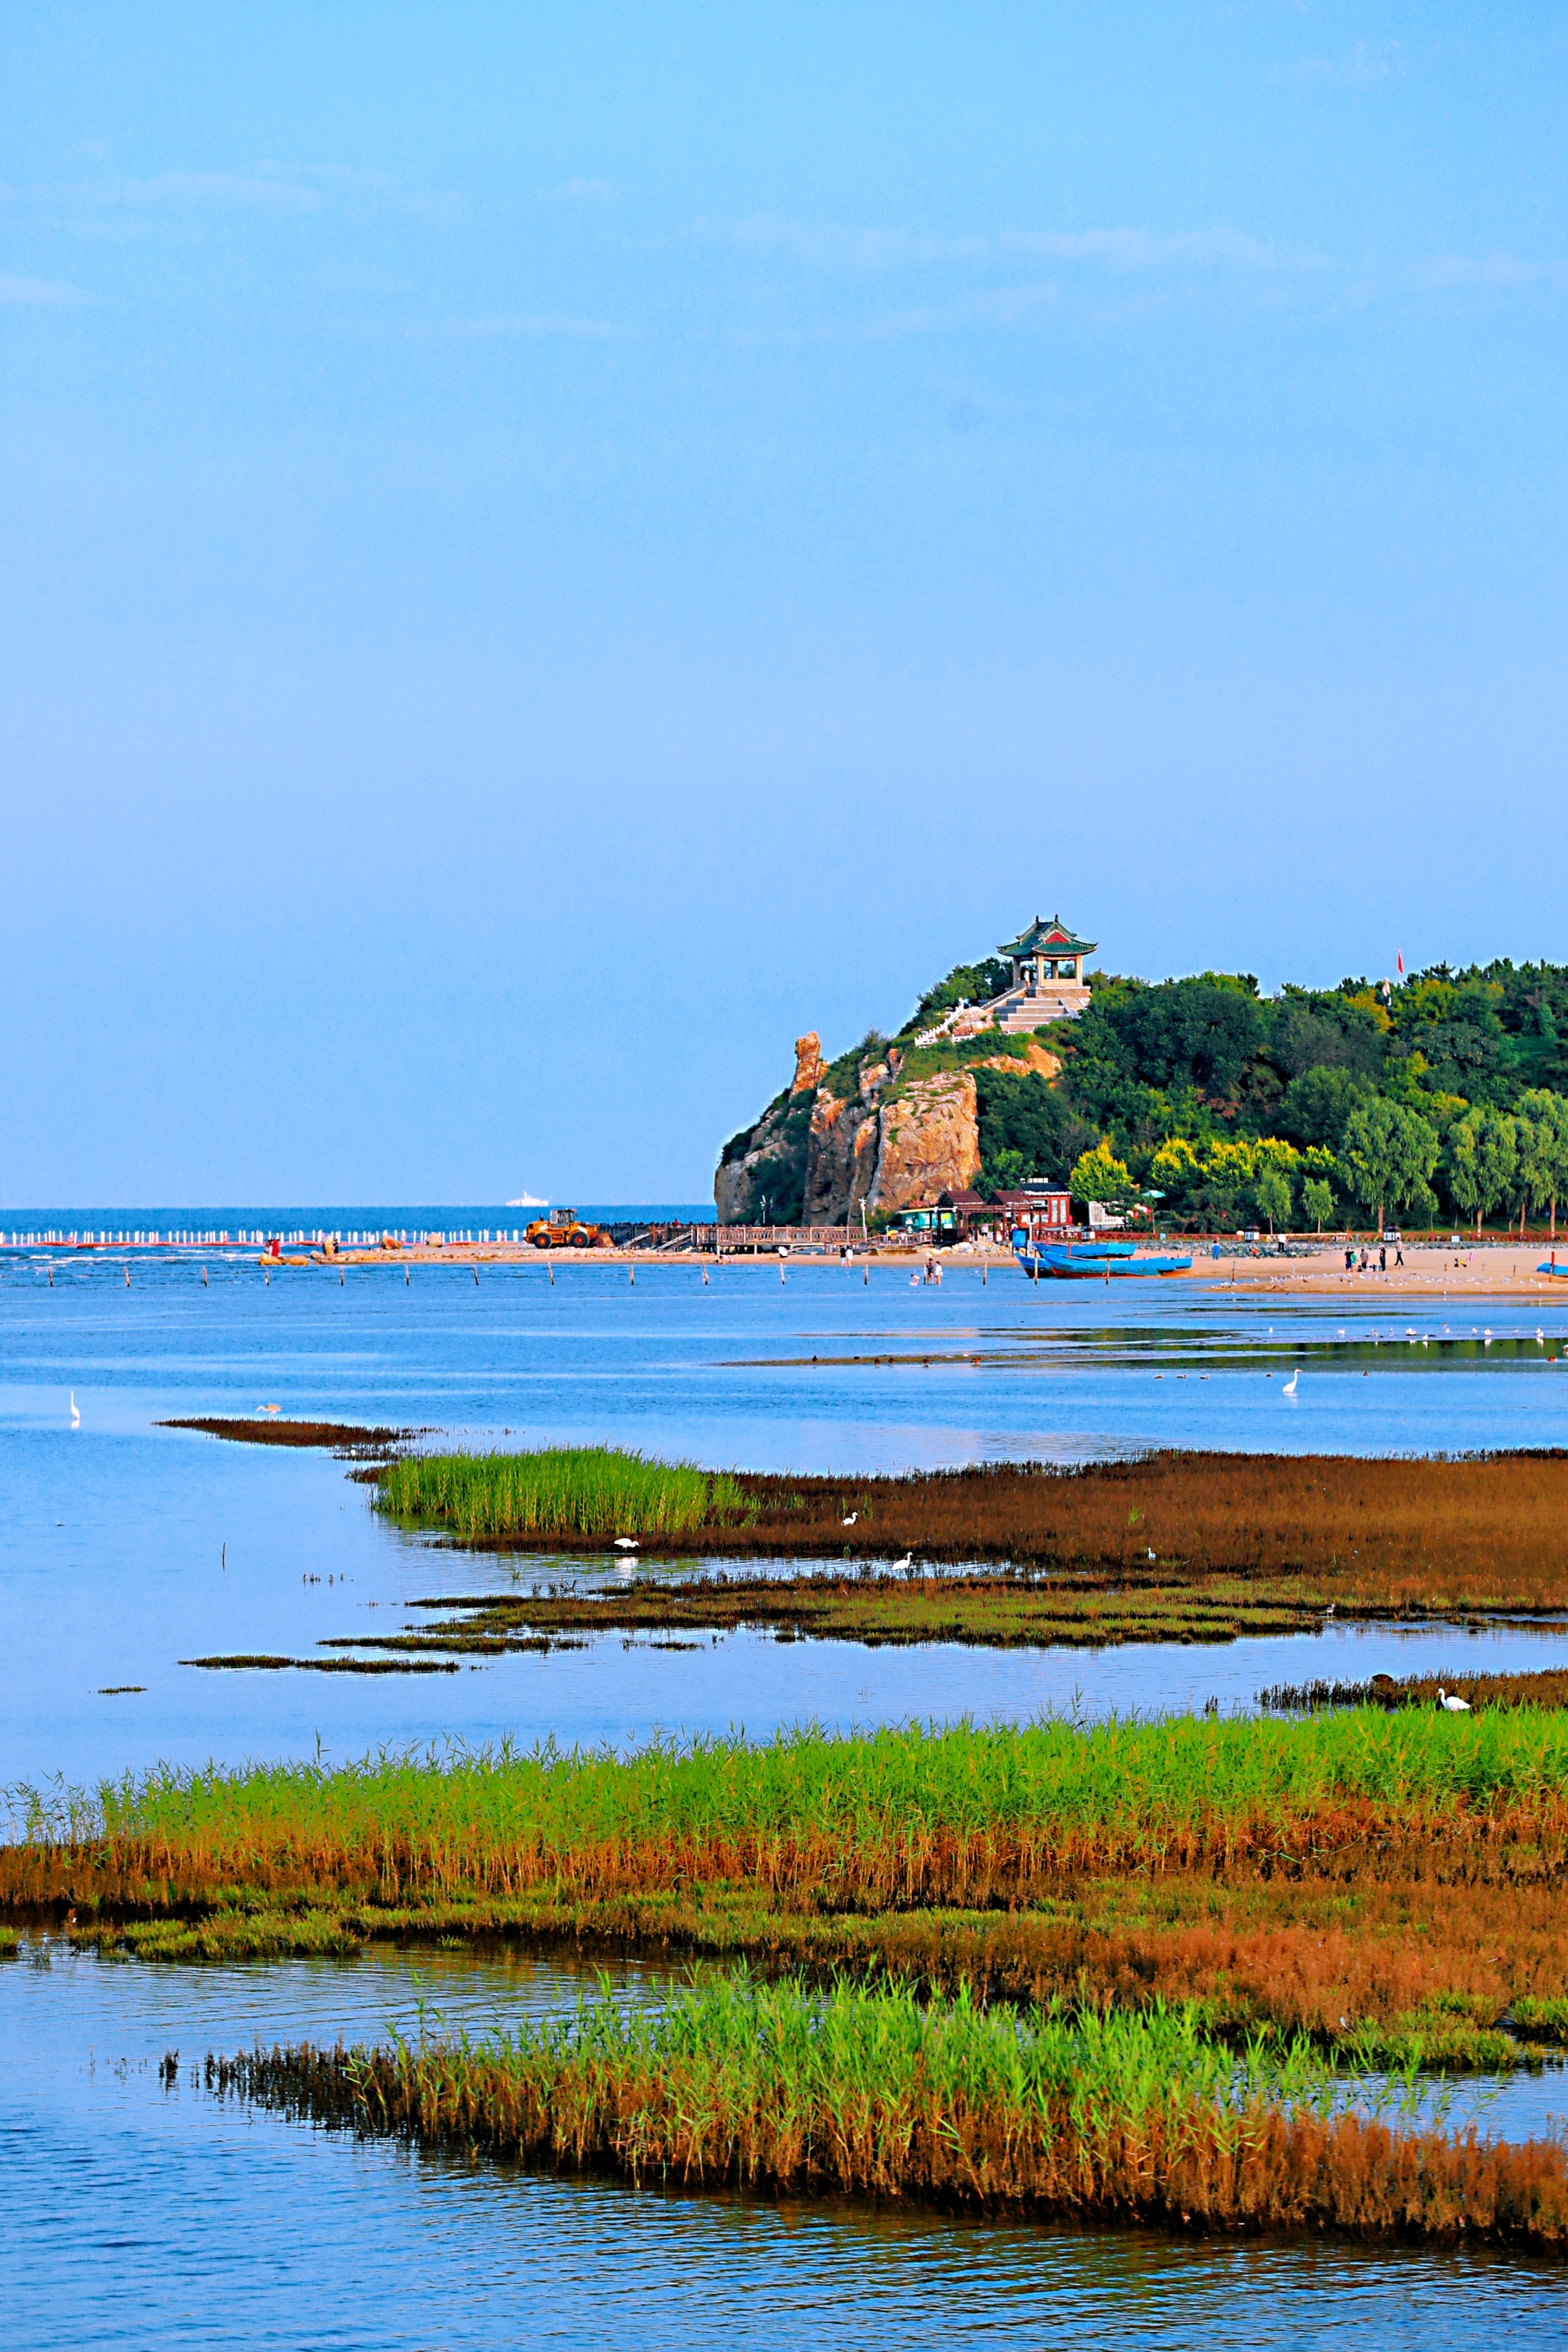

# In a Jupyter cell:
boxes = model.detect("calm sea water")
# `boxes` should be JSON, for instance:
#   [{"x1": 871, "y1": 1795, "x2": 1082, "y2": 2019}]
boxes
[
  {"x1": 4, "y1": 1940, "x2": 1565, "y2": 2351},
  {"x1": 4, "y1": 1228, "x2": 1568, "y2": 2341}
]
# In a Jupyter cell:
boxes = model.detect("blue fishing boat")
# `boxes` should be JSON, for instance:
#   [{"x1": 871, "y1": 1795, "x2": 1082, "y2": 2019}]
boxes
[{"x1": 1013, "y1": 1233, "x2": 1193, "y2": 1280}]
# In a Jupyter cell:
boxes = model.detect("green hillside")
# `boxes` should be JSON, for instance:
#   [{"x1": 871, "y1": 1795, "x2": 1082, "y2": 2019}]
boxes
[{"x1": 722, "y1": 955, "x2": 1568, "y2": 1236}]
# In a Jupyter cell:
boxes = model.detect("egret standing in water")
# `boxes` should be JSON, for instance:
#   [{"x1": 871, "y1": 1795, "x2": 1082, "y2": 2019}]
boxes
[
  {"x1": 70, "y1": 1391, "x2": 80, "y2": 1428},
  {"x1": 1283, "y1": 1368, "x2": 1299, "y2": 1396}
]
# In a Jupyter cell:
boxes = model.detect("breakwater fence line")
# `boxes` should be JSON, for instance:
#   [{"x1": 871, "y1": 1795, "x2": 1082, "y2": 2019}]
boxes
[
  {"x1": 0, "y1": 1220, "x2": 884, "y2": 1257},
  {"x1": 694, "y1": 1224, "x2": 921, "y2": 1255},
  {"x1": 1, "y1": 1225, "x2": 535, "y2": 1251}
]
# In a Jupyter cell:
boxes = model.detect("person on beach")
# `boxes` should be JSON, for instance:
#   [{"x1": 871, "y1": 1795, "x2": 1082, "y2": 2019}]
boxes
[
  {"x1": 1396, "y1": 1243, "x2": 1405, "y2": 1269},
  {"x1": 1345, "y1": 1247, "x2": 1355, "y2": 1272},
  {"x1": 1379, "y1": 1244, "x2": 1387, "y2": 1274}
]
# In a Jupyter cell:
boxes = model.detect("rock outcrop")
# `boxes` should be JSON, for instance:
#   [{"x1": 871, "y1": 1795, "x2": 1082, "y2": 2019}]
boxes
[
  {"x1": 983, "y1": 1040, "x2": 1060, "y2": 1082},
  {"x1": 791, "y1": 1033, "x2": 825, "y2": 1095},
  {"x1": 714, "y1": 1090, "x2": 814, "y2": 1224},
  {"x1": 865, "y1": 1072, "x2": 981, "y2": 1215},
  {"x1": 718, "y1": 1025, "x2": 1045, "y2": 1227}
]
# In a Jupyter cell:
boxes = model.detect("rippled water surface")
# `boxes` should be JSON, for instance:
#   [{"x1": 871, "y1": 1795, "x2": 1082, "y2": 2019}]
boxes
[
  {"x1": 5, "y1": 1237, "x2": 1568, "y2": 2341},
  {"x1": 4, "y1": 1942, "x2": 1565, "y2": 2351},
  {"x1": 5, "y1": 1244, "x2": 1568, "y2": 1786}
]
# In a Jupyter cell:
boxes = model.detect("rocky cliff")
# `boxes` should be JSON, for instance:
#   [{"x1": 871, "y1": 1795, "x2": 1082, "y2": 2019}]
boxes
[
  {"x1": 865, "y1": 1072, "x2": 981, "y2": 1214},
  {"x1": 717, "y1": 1038, "x2": 999, "y2": 1225}
]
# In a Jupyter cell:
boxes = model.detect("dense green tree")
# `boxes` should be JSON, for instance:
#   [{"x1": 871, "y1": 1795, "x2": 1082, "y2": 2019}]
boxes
[
  {"x1": 1517, "y1": 1090, "x2": 1568, "y2": 1238},
  {"x1": 1113, "y1": 976, "x2": 1264, "y2": 1100},
  {"x1": 1301, "y1": 1175, "x2": 1335, "y2": 1233},
  {"x1": 1277, "y1": 1066, "x2": 1371, "y2": 1152},
  {"x1": 984, "y1": 1148, "x2": 1027, "y2": 1196},
  {"x1": 974, "y1": 1068, "x2": 1097, "y2": 1196},
  {"x1": 1069, "y1": 1142, "x2": 1132, "y2": 1209},
  {"x1": 903, "y1": 960, "x2": 1013, "y2": 1037},
  {"x1": 1339, "y1": 1101, "x2": 1440, "y2": 1233},
  {"x1": 1447, "y1": 1105, "x2": 1518, "y2": 1236},
  {"x1": 1254, "y1": 1163, "x2": 1292, "y2": 1234},
  {"x1": 1265, "y1": 992, "x2": 1387, "y2": 1081}
]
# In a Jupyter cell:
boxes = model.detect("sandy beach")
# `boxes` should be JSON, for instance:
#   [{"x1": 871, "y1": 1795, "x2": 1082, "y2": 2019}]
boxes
[
  {"x1": 1179, "y1": 1241, "x2": 1568, "y2": 1300},
  {"x1": 314, "y1": 1235, "x2": 1568, "y2": 1297}
]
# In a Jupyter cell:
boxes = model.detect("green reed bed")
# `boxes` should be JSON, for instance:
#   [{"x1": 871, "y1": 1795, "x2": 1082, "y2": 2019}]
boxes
[
  {"x1": 212, "y1": 1973, "x2": 1568, "y2": 2245},
  {"x1": 13, "y1": 1709, "x2": 1568, "y2": 1908},
  {"x1": 376, "y1": 1447, "x2": 746, "y2": 1542}
]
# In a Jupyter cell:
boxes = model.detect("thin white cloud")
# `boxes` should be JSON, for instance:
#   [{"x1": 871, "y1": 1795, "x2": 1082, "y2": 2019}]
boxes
[
  {"x1": 0, "y1": 271, "x2": 88, "y2": 305},
  {"x1": 1418, "y1": 251, "x2": 1568, "y2": 293},
  {"x1": 1000, "y1": 226, "x2": 1282, "y2": 273},
  {"x1": 116, "y1": 168, "x2": 325, "y2": 213},
  {"x1": 734, "y1": 282, "x2": 1060, "y2": 348},
  {"x1": 692, "y1": 213, "x2": 1289, "y2": 278},
  {"x1": 449, "y1": 311, "x2": 643, "y2": 341},
  {"x1": 0, "y1": 161, "x2": 464, "y2": 226},
  {"x1": 1278, "y1": 40, "x2": 1403, "y2": 87},
  {"x1": 539, "y1": 178, "x2": 618, "y2": 205}
]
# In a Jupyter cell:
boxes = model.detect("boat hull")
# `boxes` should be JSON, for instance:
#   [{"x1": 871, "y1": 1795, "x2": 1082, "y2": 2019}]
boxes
[{"x1": 1014, "y1": 1246, "x2": 1193, "y2": 1279}]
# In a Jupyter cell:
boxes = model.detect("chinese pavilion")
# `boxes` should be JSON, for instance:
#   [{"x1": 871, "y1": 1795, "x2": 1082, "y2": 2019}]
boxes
[{"x1": 990, "y1": 913, "x2": 1096, "y2": 1029}]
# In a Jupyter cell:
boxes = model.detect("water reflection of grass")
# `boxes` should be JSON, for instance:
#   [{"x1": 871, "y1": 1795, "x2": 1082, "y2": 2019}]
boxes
[{"x1": 211, "y1": 1974, "x2": 1568, "y2": 2247}]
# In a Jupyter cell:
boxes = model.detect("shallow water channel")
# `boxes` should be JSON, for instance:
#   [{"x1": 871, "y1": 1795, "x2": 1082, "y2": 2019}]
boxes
[
  {"x1": 4, "y1": 1938, "x2": 1566, "y2": 2351},
  {"x1": 6, "y1": 1243, "x2": 1568, "y2": 2337}
]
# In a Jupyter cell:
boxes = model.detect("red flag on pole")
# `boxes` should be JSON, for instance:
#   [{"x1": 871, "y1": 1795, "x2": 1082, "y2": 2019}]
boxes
[{"x1": 1397, "y1": 951, "x2": 1405, "y2": 976}]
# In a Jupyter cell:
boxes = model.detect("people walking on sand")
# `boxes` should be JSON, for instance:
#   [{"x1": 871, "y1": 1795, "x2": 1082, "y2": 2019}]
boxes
[{"x1": 1395, "y1": 1243, "x2": 1405, "y2": 1269}]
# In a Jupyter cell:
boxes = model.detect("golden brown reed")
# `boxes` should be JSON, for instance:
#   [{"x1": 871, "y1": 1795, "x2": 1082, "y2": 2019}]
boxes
[
  {"x1": 213, "y1": 1995, "x2": 1568, "y2": 2249},
  {"x1": 388, "y1": 1449, "x2": 1568, "y2": 1620}
]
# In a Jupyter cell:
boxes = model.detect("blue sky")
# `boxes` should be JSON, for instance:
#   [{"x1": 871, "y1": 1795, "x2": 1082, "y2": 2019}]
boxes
[{"x1": 3, "y1": 5, "x2": 1565, "y2": 1204}]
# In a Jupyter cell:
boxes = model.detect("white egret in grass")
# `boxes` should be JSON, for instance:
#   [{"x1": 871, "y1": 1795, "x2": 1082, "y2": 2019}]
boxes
[
  {"x1": 1437, "y1": 1688, "x2": 1471, "y2": 1712},
  {"x1": 842, "y1": 1511, "x2": 857, "y2": 1527}
]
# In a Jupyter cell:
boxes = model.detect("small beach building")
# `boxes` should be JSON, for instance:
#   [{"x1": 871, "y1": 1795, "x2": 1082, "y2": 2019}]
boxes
[
  {"x1": 993, "y1": 1185, "x2": 1074, "y2": 1236},
  {"x1": 989, "y1": 915, "x2": 1096, "y2": 1029}
]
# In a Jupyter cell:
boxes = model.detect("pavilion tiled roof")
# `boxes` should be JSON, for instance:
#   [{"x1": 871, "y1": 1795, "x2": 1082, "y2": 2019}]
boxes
[{"x1": 997, "y1": 912, "x2": 1097, "y2": 959}]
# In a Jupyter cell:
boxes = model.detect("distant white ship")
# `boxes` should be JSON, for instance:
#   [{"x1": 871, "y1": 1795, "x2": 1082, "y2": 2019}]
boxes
[{"x1": 507, "y1": 1193, "x2": 550, "y2": 1208}]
